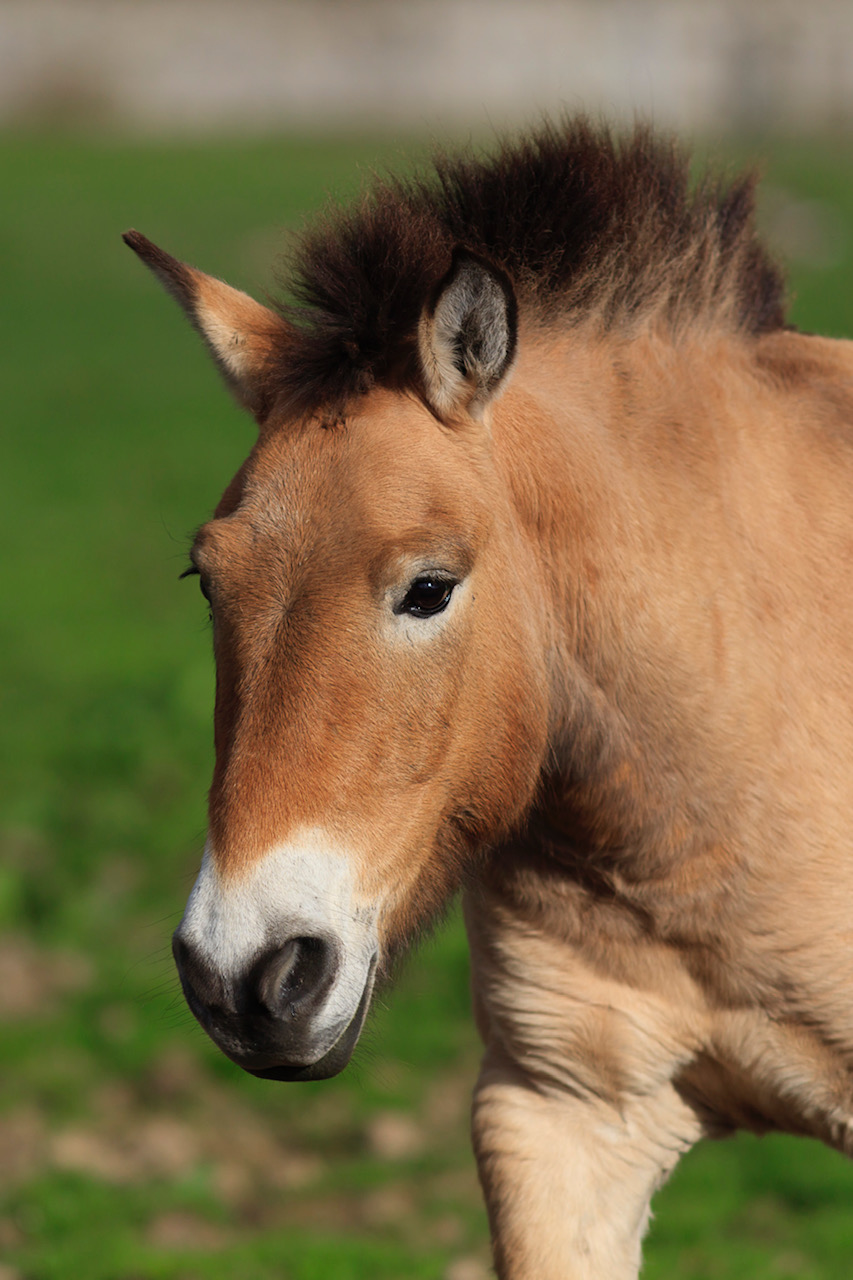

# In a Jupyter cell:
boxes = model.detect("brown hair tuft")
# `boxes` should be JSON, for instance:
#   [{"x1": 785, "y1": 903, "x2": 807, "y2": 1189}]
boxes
[{"x1": 271, "y1": 119, "x2": 786, "y2": 419}]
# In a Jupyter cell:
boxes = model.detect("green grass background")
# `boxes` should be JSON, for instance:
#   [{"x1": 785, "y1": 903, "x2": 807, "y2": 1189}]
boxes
[{"x1": 4, "y1": 130, "x2": 853, "y2": 1278}]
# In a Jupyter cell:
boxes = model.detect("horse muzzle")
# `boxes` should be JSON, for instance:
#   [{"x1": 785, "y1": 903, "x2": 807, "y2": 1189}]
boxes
[
  {"x1": 172, "y1": 834, "x2": 381, "y2": 1081},
  {"x1": 172, "y1": 927, "x2": 377, "y2": 1080}
]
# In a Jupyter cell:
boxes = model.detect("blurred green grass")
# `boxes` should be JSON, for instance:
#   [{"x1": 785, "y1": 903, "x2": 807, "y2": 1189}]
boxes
[{"x1": 4, "y1": 131, "x2": 853, "y2": 1279}]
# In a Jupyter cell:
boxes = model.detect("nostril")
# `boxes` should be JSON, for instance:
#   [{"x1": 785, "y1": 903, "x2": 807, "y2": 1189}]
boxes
[
  {"x1": 256, "y1": 937, "x2": 300, "y2": 1010},
  {"x1": 255, "y1": 936, "x2": 340, "y2": 1018}
]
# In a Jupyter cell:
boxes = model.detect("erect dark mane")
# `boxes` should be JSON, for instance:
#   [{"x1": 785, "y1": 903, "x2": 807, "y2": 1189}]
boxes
[{"x1": 272, "y1": 119, "x2": 787, "y2": 420}]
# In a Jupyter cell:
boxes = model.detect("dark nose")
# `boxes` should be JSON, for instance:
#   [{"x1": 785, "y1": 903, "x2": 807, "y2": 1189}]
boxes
[{"x1": 172, "y1": 931, "x2": 342, "y2": 1067}]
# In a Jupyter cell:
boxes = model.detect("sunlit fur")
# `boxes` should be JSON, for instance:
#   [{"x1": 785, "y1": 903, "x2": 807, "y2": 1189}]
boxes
[
  {"x1": 198, "y1": 388, "x2": 550, "y2": 958},
  {"x1": 127, "y1": 121, "x2": 853, "y2": 1278}
]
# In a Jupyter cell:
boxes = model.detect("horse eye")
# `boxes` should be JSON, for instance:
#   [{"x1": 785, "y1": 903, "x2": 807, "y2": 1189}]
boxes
[
  {"x1": 180, "y1": 565, "x2": 211, "y2": 605},
  {"x1": 399, "y1": 576, "x2": 456, "y2": 618}
]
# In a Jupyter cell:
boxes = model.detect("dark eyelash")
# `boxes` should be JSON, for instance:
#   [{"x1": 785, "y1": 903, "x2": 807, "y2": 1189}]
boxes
[{"x1": 180, "y1": 562, "x2": 212, "y2": 619}]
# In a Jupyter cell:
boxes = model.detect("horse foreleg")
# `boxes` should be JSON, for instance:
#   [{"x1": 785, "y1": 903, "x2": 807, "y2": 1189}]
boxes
[{"x1": 472, "y1": 1044, "x2": 702, "y2": 1279}]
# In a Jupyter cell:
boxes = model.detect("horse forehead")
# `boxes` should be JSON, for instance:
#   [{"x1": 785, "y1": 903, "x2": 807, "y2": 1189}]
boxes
[
  {"x1": 237, "y1": 392, "x2": 485, "y2": 536},
  {"x1": 239, "y1": 395, "x2": 401, "y2": 488}
]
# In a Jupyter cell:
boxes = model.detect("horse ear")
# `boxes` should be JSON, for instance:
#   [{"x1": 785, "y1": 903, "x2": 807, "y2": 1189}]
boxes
[
  {"x1": 123, "y1": 230, "x2": 290, "y2": 423},
  {"x1": 418, "y1": 249, "x2": 517, "y2": 420}
]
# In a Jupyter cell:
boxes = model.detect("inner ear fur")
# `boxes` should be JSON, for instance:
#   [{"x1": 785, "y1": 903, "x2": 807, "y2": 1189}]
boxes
[
  {"x1": 418, "y1": 248, "x2": 518, "y2": 420},
  {"x1": 123, "y1": 229, "x2": 291, "y2": 423}
]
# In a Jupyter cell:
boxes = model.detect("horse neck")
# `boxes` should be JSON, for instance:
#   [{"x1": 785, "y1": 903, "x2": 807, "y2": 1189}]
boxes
[{"x1": 495, "y1": 321, "x2": 753, "y2": 864}]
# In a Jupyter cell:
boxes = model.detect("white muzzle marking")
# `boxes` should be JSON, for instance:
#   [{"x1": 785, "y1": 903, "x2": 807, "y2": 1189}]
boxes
[{"x1": 177, "y1": 828, "x2": 379, "y2": 1040}]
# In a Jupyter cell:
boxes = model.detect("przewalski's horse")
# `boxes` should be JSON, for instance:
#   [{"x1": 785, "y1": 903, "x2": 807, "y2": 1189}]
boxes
[{"x1": 125, "y1": 121, "x2": 853, "y2": 1278}]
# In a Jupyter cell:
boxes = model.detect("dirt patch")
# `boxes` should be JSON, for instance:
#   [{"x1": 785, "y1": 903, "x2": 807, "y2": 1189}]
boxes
[
  {"x1": 50, "y1": 1114, "x2": 199, "y2": 1183},
  {"x1": 146, "y1": 1211, "x2": 231, "y2": 1250},
  {"x1": 365, "y1": 1111, "x2": 426, "y2": 1161},
  {"x1": 0, "y1": 1108, "x2": 46, "y2": 1188},
  {"x1": 0, "y1": 936, "x2": 92, "y2": 1019},
  {"x1": 444, "y1": 1257, "x2": 492, "y2": 1280},
  {"x1": 42, "y1": 1068, "x2": 327, "y2": 1204}
]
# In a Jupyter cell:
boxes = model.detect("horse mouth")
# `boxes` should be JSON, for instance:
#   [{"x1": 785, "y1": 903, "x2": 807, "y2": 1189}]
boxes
[{"x1": 244, "y1": 954, "x2": 377, "y2": 1083}]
